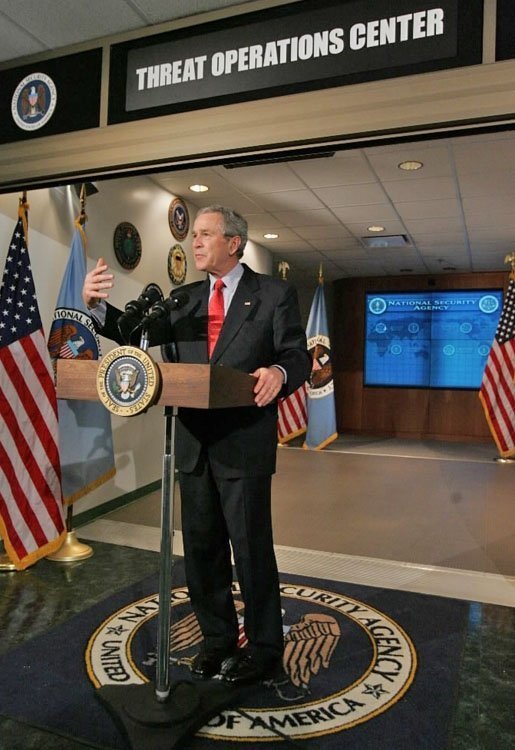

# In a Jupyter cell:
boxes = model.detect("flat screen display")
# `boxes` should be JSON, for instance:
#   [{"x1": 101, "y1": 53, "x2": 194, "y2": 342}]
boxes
[{"x1": 364, "y1": 289, "x2": 503, "y2": 389}]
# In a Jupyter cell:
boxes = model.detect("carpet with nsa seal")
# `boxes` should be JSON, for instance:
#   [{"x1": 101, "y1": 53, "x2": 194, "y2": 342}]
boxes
[{"x1": 0, "y1": 563, "x2": 468, "y2": 749}]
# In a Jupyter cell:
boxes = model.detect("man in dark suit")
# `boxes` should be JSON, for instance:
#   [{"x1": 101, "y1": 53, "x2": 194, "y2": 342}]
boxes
[{"x1": 83, "y1": 205, "x2": 311, "y2": 684}]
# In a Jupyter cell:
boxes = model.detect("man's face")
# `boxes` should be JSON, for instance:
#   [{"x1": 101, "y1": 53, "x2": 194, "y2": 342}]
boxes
[{"x1": 192, "y1": 212, "x2": 241, "y2": 277}]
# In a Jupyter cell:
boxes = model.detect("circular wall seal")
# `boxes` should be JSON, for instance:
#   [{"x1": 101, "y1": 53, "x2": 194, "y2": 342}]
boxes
[
  {"x1": 168, "y1": 198, "x2": 189, "y2": 241},
  {"x1": 11, "y1": 72, "x2": 57, "y2": 131},
  {"x1": 168, "y1": 244, "x2": 187, "y2": 285},
  {"x1": 113, "y1": 222, "x2": 142, "y2": 270},
  {"x1": 96, "y1": 346, "x2": 160, "y2": 416}
]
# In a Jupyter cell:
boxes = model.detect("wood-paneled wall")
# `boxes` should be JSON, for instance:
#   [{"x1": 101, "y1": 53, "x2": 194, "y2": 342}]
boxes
[{"x1": 332, "y1": 271, "x2": 508, "y2": 443}]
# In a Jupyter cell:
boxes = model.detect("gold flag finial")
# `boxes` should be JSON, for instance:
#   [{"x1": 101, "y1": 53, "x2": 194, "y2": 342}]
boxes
[
  {"x1": 73, "y1": 184, "x2": 89, "y2": 249},
  {"x1": 18, "y1": 191, "x2": 29, "y2": 245},
  {"x1": 73, "y1": 184, "x2": 88, "y2": 247},
  {"x1": 76, "y1": 183, "x2": 87, "y2": 226},
  {"x1": 278, "y1": 260, "x2": 290, "y2": 280},
  {"x1": 319, "y1": 263, "x2": 324, "y2": 283}
]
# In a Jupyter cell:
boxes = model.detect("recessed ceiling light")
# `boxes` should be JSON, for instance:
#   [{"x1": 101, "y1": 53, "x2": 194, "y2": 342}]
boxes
[
  {"x1": 263, "y1": 233, "x2": 279, "y2": 239},
  {"x1": 367, "y1": 225, "x2": 385, "y2": 232},
  {"x1": 398, "y1": 160, "x2": 423, "y2": 171},
  {"x1": 189, "y1": 184, "x2": 209, "y2": 192}
]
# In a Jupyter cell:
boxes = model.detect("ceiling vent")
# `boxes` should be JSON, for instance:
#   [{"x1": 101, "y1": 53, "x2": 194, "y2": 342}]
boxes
[
  {"x1": 223, "y1": 150, "x2": 335, "y2": 168},
  {"x1": 361, "y1": 235, "x2": 411, "y2": 248}
]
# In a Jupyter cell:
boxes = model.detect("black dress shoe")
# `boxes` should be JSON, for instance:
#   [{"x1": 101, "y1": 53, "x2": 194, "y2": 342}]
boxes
[
  {"x1": 221, "y1": 649, "x2": 283, "y2": 685},
  {"x1": 190, "y1": 648, "x2": 232, "y2": 679}
]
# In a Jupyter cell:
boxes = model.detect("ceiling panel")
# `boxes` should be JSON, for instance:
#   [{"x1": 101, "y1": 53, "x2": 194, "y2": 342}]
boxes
[
  {"x1": 249, "y1": 189, "x2": 325, "y2": 212},
  {"x1": 382, "y1": 176, "x2": 458, "y2": 203},
  {"x1": 365, "y1": 144, "x2": 454, "y2": 181},
  {"x1": 290, "y1": 153, "x2": 377, "y2": 187},
  {"x1": 395, "y1": 199, "x2": 461, "y2": 220},
  {"x1": 312, "y1": 183, "x2": 387, "y2": 207}
]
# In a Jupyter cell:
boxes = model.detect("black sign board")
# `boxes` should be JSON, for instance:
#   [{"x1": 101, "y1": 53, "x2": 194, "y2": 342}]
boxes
[
  {"x1": 109, "y1": 0, "x2": 483, "y2": 125},
  {"x1": 0, "y1": 49, "x2": 102, "y2": 146},
  {"x1": 496, "y1": 0, "x2": 515, "y2": 61}
]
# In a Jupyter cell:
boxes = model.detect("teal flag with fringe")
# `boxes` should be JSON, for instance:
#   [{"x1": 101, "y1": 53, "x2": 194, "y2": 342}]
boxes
[
  {"x1": 48, "y1": 225, "x2": 115, "y2": 504},
  {"x1": 303, "y1": 275, "x2": 338, "y2": 450}
]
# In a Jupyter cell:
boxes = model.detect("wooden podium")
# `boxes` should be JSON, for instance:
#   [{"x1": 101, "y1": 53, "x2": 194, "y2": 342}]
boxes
[
  {"x1": 56, "y1": 357, "x2": 255, "y2": 747},
  {"x1": 56, "y1": 358, "x2": 256, "y2": 409}
]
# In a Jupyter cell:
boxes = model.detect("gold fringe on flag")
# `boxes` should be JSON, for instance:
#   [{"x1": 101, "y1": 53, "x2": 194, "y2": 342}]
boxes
[{"x1": 505, "y1": 252, "x2": 515, "y2": 281}]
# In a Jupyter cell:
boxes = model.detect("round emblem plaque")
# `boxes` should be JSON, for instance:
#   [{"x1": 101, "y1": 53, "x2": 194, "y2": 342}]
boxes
[
  {"x1": 113, "y1": 222, "x2": 142, "y2": 270},
  {"x1": 168, "y1": 198, "x2": 189, "y2": 241},
  {"x1": 96, "y1": 346, "x2": 160, "y2": 417},
  {"x1": 168, "y1": 244, "x2": 187, "y2": 285}
]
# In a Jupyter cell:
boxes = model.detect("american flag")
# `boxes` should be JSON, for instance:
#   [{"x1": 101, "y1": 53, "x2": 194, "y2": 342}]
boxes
[
  {"x1": 0, "y1": 211, "x2": 65, "y2": 569},
  {"x1": 479, "y1": 275, "x2": 515, "y2": 458},
  {"x1": 278, "y1": 383, "x2": 308, "y2": 444}
]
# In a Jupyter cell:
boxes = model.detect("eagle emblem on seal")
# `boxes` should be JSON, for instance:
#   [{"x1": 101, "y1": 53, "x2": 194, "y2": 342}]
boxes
[{"x1": 145, "y1": 600, "x2": 341, "y2": 696}]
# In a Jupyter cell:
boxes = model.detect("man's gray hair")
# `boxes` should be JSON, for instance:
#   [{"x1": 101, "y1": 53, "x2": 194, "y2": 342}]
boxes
[{"x1": 196, "y1": 205, "x2": 248, "y2": 258}]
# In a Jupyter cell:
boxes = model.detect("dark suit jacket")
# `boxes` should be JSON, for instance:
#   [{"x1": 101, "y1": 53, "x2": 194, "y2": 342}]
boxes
[{"x1": 100, "y1": 264, "x2": 311, "y2": 477}]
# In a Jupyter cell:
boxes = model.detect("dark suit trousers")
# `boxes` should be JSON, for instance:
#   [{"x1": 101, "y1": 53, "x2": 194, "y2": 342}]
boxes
[{"x1": 179, "y1": 458, "x2": 284, "y2": 661}]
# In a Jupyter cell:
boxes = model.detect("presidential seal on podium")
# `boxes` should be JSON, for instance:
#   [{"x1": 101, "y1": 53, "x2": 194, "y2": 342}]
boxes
[{"x1": 96, "y1": 346, "x2": 160, "y2": 416}]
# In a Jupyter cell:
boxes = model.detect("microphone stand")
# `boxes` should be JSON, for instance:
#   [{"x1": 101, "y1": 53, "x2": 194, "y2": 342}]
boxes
[
  {"x1": 96, "y1": 316, "x2": 240, "y2": 750},
  {"x1": 140, "y1": 322, "x2": 174, "y2": 702}
]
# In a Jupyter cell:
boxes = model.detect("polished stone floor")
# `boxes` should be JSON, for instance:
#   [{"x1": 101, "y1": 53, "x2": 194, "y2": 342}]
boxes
[
  {"x1": 0, "y1": 542, "x2": 160, "y2": 750},
  {"x1": 1, "y1": 438, "x2": 514, "y2": 749}
]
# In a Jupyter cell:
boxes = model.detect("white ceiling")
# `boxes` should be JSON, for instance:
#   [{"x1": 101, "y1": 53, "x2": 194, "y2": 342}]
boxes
[{"x1": 1, "y1": 0, "x2": 514, "y2": 283}]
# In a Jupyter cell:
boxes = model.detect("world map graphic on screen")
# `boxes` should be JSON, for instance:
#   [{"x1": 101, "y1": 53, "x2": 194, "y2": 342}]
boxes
[{"x1": 364, "y1": 290, "x2": 503, "y2": 389}]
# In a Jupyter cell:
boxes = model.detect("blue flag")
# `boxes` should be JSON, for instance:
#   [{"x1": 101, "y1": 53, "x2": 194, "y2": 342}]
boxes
[
  {"x1": 48, "y1": 226, "x2": 115, "y2": 504},
  {"x1": 303, "y1": 277, "x2": 338, "y2": 450}
]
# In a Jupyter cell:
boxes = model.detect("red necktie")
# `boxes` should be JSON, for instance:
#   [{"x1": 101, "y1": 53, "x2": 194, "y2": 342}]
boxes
[{"x1": 208, "y1": 278, "x2": 225, "y2": 358}]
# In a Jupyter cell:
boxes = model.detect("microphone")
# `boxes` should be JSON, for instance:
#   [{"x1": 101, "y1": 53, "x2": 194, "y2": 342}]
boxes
[
  {"x1": 122, "y1": 283, "x2": 164, "y2": 319},
  {"x1": 145, "y1": 290, "x2": 189, "y2": 323},
  {"x1": 116, "y1": 283, "x2": 164, "y2": 343}
]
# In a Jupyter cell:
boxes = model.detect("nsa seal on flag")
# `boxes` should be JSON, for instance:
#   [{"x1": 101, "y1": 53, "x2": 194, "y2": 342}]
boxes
[
  {"x1": 307, "y1": 333, "x2": 335, "y2": 399},
  {"x1": 48, "y1": 308, "x2": 99, "y2": 367}
]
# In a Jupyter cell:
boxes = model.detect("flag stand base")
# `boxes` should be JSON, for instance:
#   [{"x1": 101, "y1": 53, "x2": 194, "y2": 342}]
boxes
[
  {"x1": 47, "y1": 531, "x2": 93, "y2": 562},
  {"x1": 493, "y1": 456, "x2": 515, "y2": 464},
  {"x1": 0, "y1": 554, "x2": 17, "y2": 572}
]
